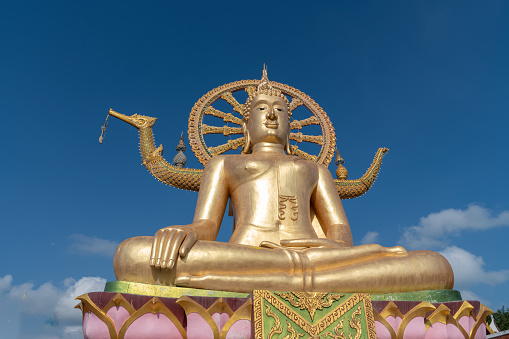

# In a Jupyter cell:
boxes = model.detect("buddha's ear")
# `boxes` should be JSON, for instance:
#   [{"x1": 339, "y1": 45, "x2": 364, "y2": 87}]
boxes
[
  {"x1": 241, "y1": 120, "x2": 251, "y2": 154},
  {"x1": 285, "y1": 126, "x2": 292, "y2": 155}
]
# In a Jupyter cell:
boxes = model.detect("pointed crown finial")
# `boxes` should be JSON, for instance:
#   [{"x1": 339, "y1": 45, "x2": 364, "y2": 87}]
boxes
[{"x1": 243, "y1": 65, "x2": 290, "y2": 121}]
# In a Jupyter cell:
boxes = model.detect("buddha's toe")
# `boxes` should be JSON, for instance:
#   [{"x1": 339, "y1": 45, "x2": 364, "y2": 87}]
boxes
[{"x1": 387, "y1": 245, "x2": 407, "y2": 255}]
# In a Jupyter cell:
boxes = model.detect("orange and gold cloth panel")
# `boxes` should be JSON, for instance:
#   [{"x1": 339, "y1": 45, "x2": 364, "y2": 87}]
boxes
[{"x1": 253, "y1": 290, "x2": 376, "y2": 339}]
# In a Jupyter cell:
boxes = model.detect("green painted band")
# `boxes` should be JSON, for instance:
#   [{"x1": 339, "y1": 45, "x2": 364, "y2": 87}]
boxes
[
  {"x1": 104, "y1": 281, "x2": 250, "y2": 298},
  {"x1": 104, "y1": 281, "x2": 461, "y2": 302}
]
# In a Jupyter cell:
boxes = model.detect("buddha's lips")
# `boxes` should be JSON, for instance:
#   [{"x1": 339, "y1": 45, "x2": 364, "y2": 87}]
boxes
[{"x1": 264, "y1": 121, "x2": 279, "y2": 129}]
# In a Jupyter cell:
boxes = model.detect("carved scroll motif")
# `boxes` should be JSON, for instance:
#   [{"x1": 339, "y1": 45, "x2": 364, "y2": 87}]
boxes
[{"x1": 278, "y1": 195, "x2": 298, "y2": 221}]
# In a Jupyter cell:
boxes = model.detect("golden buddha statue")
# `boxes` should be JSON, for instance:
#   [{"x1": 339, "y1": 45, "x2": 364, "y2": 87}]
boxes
[{"x1": 109, "y1": 69, "x2": 454, "y2": 294}]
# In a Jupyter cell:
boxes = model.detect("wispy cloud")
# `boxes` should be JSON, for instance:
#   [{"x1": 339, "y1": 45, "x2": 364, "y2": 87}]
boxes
[
  {"x1": 439, "y1": 246, "x2": 509, "y2": 290},
  {"x1": 0, "y1": 274, "x2": 12, "y2": 293},
  {"x1": 398, "y1": 204, "x2": 509, "y2": 250},
  {"x1": 0, "y1": 274, "x2": 106, "y2": 338},
  {"x1": 360, "y1": 231, "x2": 379, "y2": 244},
  {"x1": 68, "y1": 234, "x2": 118, "y2": 256}
]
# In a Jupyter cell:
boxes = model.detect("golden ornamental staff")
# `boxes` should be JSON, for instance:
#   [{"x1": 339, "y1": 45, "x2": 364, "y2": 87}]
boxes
[{"x1": 98, "y1": 113, "x2": 110, "y2": 144}]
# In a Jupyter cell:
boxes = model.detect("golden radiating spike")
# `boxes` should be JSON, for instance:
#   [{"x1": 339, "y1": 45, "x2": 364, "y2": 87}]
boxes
[
  {"x1": 202, "y1": 124, "x2": 242, "y2": 136},
  {"x1": 289, "y1": 132, "x2": 323, "y2": 145},
  {"x1": 245, "y1": 85, "x2": 257, "y2": 97},
  {"x1": 220, "y1": 91, "x2": 243, "y2": 114},
  {"x1": 208, "y1": 137, "x2": 245, "y2": 156},
  {"x1": 290, "y1": 116, "x2": 319, "y2": 130},
  {"x1": 291, "y1": 146, "x2": 318, "y2": 162},
  {"x1": 288, "y1": 98, "x2": 303, "y2": 112},
  {"x1": 204, "y1": 107, "x2": 242, "y2": 125}
]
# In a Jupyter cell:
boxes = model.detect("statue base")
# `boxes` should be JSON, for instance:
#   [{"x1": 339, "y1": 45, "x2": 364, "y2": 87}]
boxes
[{"x1": 76, "y1": 281, "x2": 492, "y2": 339}]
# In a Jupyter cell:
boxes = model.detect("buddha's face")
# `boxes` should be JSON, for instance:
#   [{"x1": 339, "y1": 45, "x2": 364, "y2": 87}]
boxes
[{"x1": 246, "y1": 94, "x2": 289, "y2": 146}]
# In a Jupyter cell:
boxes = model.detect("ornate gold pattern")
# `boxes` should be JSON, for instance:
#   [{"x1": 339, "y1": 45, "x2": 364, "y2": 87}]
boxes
[
  {"x1": 118, "y1": 296, "x2": 187, "y2": 339},
  {"x1": 373, "y1": 311, "x2": 396, "y2": 339},
  {"x1": 75, "y1": 293, "x2": 118, "y2": 338},
  {"x1": 202, "y1": 124, "x2": 242, "y2": 136},
  {"x1": 188, "y1": 79, "x2": 336, "y2": 167},
  {"x1": 349, "y1": 306, "x2": 362, "y2": 339},
  {"x1": 278, "y1": 195, "x2": 299, "y2": 221},
  {"x1": 108, "y1": 109, "x2": 203, "y2": 191},
  {"x1": 275, "y1": 292, "x2": 344, "y2": 321},
  {"x1": 101, "y1": 293, "x2": 136, "y2": 316},
  {"x1": 367, "y1": 300, "x2": 495, "y2": 339},
  {"x1": 379, "y1": 301, "x2": 404, "y2": 320},
  {"x1": 265, "y1": 301, "x2": 283, "y2": 339},
  {"x1": 283, "y1": 320, "x2": 305, "y2": 339},
  {"x1": 425, "y1": 303, "x2": 469, "y2": 338},
  {"x1": 207, "y1": 137, "x2": 245, "y2": 156},
  {"x1": 108, "y1": 106, "x2": 387, "y2": 198},
  {"x1": 253, "y1": 291, "x2": 376, "y2": 339},
  {"x1": 290, "y1": 132, "x2": 323, "y2": 145},
  {"x1": 321, "y1": 305, "x2": 362, "y2": 339},
  {"x1": 218, "y1": 299, "x2": 252, "y2": 339},
  {"x1": 333, "y1": 147, "x2": 388, "y2": 199},
  {"x1": 77, "y1": 292, "x2": 495, "y2": 339},
  {"x1": 176, "y1": 295, "x2": 253, "y2": 339}
]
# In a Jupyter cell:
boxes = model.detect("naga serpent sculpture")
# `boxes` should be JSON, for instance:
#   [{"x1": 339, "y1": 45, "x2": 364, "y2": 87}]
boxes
[{"x1": 106, "y1": 79, "x2": 388, "y2": 199}]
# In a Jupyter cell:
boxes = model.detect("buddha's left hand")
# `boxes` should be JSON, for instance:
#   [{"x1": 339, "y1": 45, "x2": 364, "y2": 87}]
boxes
[{"x1": 260, "y1": 238, "x2": 350, "y2": 250}]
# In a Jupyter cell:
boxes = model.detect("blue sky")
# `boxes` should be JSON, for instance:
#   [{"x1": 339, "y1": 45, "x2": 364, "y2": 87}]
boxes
[{"x1": 1, "y1": 1, "x2": 508, "y2": 337}]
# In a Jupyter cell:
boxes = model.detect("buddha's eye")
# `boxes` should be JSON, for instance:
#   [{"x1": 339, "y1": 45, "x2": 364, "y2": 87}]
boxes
[
  {"x1": 275, "y1": 108, "x2": 283, "y2": 112},
  {"x1": 257, "y1": 107, "x2": 267, "y2": 111}
]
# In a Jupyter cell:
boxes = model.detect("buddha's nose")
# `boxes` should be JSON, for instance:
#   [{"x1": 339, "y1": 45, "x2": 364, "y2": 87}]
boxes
[{"x1": 266, "y1": 109, "x2": 277, "y2": 121}]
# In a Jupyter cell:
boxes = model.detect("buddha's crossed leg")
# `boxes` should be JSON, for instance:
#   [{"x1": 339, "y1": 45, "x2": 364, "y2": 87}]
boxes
[{"x1": 114, "y1": 237, "x2": 453, "y2": 293}]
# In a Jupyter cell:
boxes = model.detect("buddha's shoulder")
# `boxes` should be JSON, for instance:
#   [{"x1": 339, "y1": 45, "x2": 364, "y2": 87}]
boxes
[
  {"x1": 205, "y1": 154, "x2": 322, "y2": 170},
  {"x1": 204, "y1": 154, "x2": 247, "y2": 170}
]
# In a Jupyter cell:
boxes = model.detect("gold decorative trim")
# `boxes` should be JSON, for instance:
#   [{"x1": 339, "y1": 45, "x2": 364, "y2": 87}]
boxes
[
  {"x1": 396, "y1": 301, "x2": 436, "y2": 338},
  {"x1": 117, "y1": 297, "x2": 186, "y2": 339},
  {"x1": 75, "y1": 293, "x2": 118, "y2": 338},
  {"x1": 207, "y1": 297, "x2": 234, "y2": 318},
  {"x1": 177, "y1": 295, "x2": 220, "y2": 337},
  {"x1": 425, "y1": 304, "x2": 468, "y2": 338},
  {"x1": 379, "y1": 301, "x2": 404, "y2": 320},
  {"x1": 77, "y1": 291, "x2": 496, "y2": 338},
  {"x1": 453, "y1": 301, "x2": 474, "y2": 322},
  {"x1": 469, "y1": 304, "x2": 493, "y2": 339},
  {"x1": 373, "y1": 311, "x2": 397, "y2": 339},
  {"x1": 274, "y1": 292, "x2": 344, "y2": 321},
  {"x1": 253, "y1": 291, "x2": 376, "y2": 339},
  {"x1": 108, "y1": 108, "x2": 387, "y2": 198},
  {"x1": 177, "y1": 295, "x2": 254, "y2": 339},
  {"x1": 264, "y1": 300, "x2": 283, "y2": 339},
  {"x1": 188, "y1": 80, "x2": 336, "y2": 167},
  {"x1": 219, "y1": 299, "x2": 253, "y2": 339},
  {"x1": 101, "y1": 293, "x2": 136, "y2": 315}
]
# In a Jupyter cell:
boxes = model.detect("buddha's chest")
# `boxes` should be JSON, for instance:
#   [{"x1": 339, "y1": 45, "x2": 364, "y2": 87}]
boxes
[
  {"x1": 227, "y1": 157, "x2": 318, "y2": 194},
  {"x1": 227, "y1": 157, "x2": 319, "y2": 239}
]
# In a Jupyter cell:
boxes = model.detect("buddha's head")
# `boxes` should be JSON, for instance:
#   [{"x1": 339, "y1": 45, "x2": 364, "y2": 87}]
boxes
[{"x1": 242, "y1": 68, "x2": 292, "y2": 154}]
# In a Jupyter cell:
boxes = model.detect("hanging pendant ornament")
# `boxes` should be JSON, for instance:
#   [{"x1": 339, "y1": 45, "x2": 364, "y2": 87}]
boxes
[{"x1": 99, "y1": 113, "x2": 110, "y2": 144}]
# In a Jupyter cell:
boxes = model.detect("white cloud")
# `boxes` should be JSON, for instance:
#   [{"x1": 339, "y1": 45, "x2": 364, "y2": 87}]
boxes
[
  {"x1": 360, "y1": 231, "x2": 379, "y2": 244},
  {"x1": 399, "y1": 204, "x2": 509, "y2": 249},
  {"x1": 68, "y1": 234, "x2": 118, "y2": 256},
  {"x1": 439, "y1": 246, "x2": 509, "y2": 290},
  {"x1": 458, "y1": 289, "x2": 482, "y2": 302},
  {"x1": 55, "y1": 276, "x2": 106, "y2": 325},
  {"x1": 0, "y1": 274, "x2": 106, "y2": 338},
  {"x1": 15, "y1": 282, "x2": 61, "y2": 315},
  {"x1": 0, "y1": 274, "x2": 13, "y2": 293}
]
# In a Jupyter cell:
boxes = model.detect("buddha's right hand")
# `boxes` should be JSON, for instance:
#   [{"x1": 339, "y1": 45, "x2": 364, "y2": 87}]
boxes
[{"x1": 150, "y1": 225, "x2": 198, "y2": 270}]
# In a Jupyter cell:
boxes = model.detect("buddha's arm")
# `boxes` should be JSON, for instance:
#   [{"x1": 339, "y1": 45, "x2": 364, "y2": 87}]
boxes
[
  {"x1": 192, "y1": 156, "x2": 229, "y2": 228},
  {"x1": 312, "y1": 165, "x2": 353, "y2": 246},
  {"x1": 150, "y1": 156, "x2": 228, "y2": 270}
]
